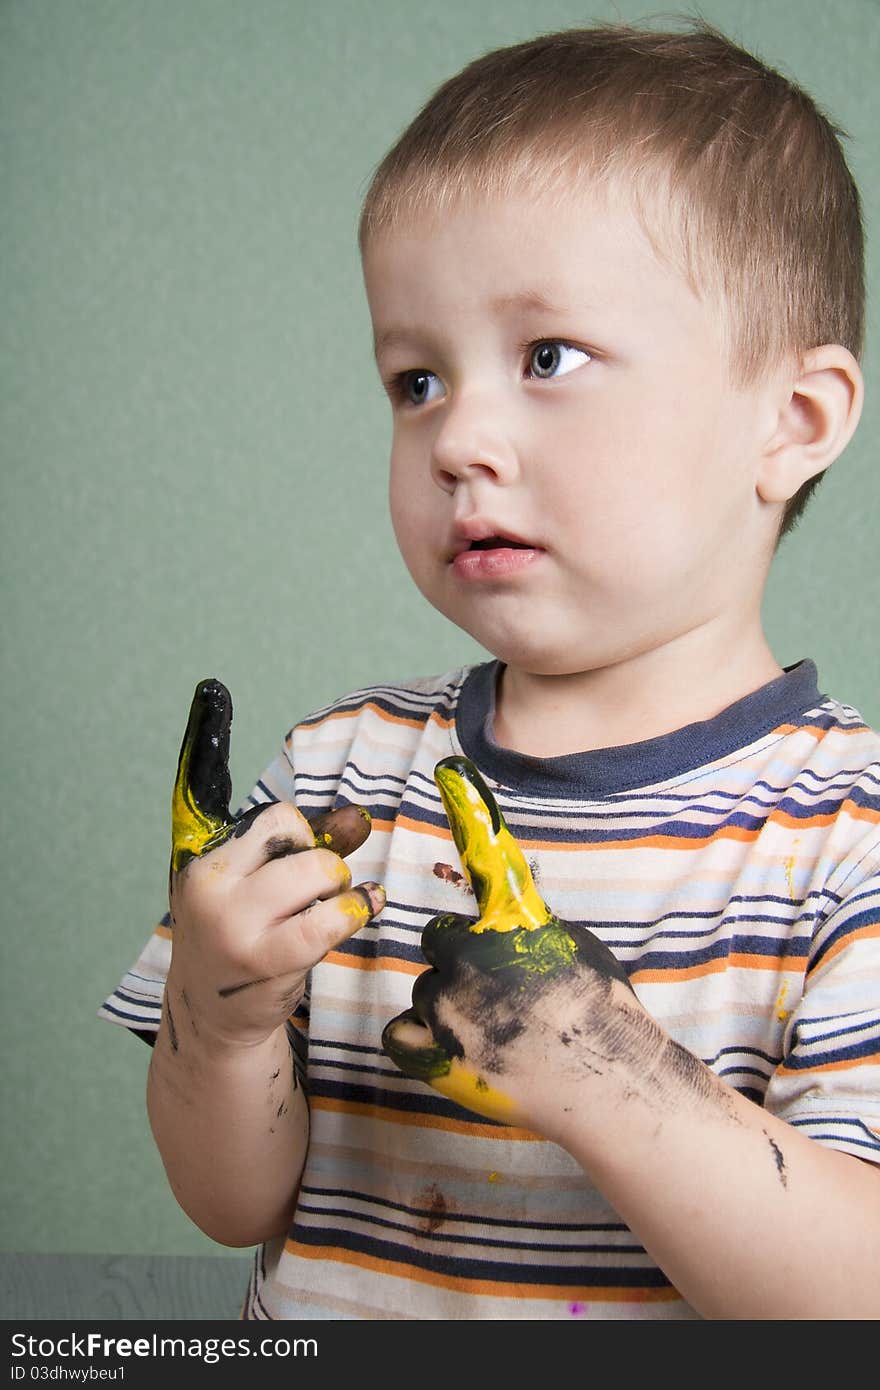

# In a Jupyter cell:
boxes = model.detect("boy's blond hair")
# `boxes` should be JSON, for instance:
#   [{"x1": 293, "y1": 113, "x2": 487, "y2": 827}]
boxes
[{"x1": 359, "y1": 20, "x2": 864, "y2": 537}]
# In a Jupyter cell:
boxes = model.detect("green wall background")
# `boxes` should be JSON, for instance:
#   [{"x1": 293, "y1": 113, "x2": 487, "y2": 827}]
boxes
[{"x1": 2, "y1": 0, "x2": 878, "y2": 1259}]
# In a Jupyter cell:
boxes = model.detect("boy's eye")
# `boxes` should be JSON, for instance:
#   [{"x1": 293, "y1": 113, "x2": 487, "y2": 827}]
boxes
[
  {"x1": 400, "y1": 369, "x2": 444, "y2": 406},
  {"x1": 527, "y1": 341, "x2": 591, "y2": 379}
]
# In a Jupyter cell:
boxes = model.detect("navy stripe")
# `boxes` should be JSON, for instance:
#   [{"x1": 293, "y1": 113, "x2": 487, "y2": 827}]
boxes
[
  {"x1": 705, "y1": 1044, "x2": 781, "y2": 1067},
  {"x1": 810, "y1": 901, "x2": 880, "y2": 971},
  {"x1": 792, "y1": 1012, "x2": 880, "y2": 1042},
  {"x1": 289, "y1": 1223, "x2": 672, "y2": 1288},
  {"x1": 296, "y1": 1203, "x2": 637, "y2": 1256},
  {"x1": 783, "y1": 1034, "x2": 880, "y2": 1069},
  {"x1": 317, "y1": 1038, "x2": 384, "y2": 1057},
  {"x1": 315, "y1": 766, "x2": 879, "y2": 811},
  {"x1": 310, "y1": 1077, "x2": 510, "y2": 1127},
  {"x1": 100, "y1": 999, "x2": 158, "y2": 1024},
  {"x1": 367, "y1": 799, "x2": 859, "y2": 847},
  {"x1": 788, "y1": 1118, "x2": 880, "y2": 1154},
  {"x1": 717, "y1": 1065, "x2": 774, "y2": 1083},
  {"x1": 298, "y1": 1184, "x2": 627, "y2": 1233},
  {"x1": 296, "y1": 688, "x2": 454, "y2": 730},
  {"x1": 334, "y1": 935, "x2": 423, "y2": 964},
  {"x1": 112, "y1": 988, "x2": 163, "y2": 1009},
  {"x1": 628, "y1": 935, "x2": 811, "y2": 972}
]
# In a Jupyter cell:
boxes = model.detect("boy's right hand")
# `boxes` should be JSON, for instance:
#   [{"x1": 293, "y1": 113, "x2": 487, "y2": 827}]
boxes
[{"x1": 165, "y1": 678, "x2": 384, "y2": 1051}]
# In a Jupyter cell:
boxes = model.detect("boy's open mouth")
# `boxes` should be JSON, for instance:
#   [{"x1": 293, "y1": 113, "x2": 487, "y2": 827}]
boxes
[
  {"x1": 449, "y1": 522, "x2": 543, "y2": 571},
  {"x1": 468, "y1": 537, "x2": 532, "y2": 550}
]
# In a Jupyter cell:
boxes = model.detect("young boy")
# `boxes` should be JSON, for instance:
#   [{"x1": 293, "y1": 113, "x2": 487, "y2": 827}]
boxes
[{"x1": 101, "y1": 22, "x2": 880, "y2": 1319}]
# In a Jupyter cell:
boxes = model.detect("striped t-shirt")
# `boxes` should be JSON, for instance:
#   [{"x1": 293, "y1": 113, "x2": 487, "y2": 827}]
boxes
[{"x1": 101, "y1": 658, "x2": 880, "y2": 1319}]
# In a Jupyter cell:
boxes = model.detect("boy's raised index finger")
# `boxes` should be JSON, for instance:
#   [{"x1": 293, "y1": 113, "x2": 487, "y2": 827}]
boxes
[
  {"x1": 170, "y1": 679, "x2": 376, "y2": 876},
  {"x1": 433, "y1": 755, "x2": 549, "y2": 932},
  {"x1": 170, "y1": 677, "x2": 236, "y2": 874}
]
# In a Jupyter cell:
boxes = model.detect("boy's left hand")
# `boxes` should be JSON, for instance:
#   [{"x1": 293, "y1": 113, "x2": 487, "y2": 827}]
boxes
[{"x1": 383, "y1": 757, "x2": 657, "y2": 1137}]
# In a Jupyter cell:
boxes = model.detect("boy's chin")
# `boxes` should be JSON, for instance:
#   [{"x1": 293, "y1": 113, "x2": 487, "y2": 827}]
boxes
[
  {"x1": 454, "y1": 623, "x2": 595, "y2": 678},
  {"x1": 419, "y1": 589, "x2": 606, "y2": 677}
]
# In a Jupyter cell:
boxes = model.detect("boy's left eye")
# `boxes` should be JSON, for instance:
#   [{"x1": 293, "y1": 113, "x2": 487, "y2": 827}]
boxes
[{"x1": 527, "y1": 341, "x2": 591, "y2": 379}]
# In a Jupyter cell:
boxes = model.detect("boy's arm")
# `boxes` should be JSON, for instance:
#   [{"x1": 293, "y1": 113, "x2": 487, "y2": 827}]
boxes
[
  {"x1": 146, "y1": 991, "x2": 309, "y2": 1248},
  {"x1": 385, "y1": 757, "x2": 880, "y2": 1319},
  {"x1": 556, "y1": 1036, "x2": 880, "y2": 1320},
  {"x1": 146, "y1": 680, "x2": 383, "y2": 1248}
]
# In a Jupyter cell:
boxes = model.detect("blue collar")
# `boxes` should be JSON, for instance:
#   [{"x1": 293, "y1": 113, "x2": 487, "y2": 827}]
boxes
[{"x1": 456, "y1": 659, "x2": 823, "y2": 798}]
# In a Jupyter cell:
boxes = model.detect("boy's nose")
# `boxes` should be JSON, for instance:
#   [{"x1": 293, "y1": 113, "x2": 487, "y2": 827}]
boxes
[{"x1": 429, "y1": 396, "x2": 518, "y2": 493}]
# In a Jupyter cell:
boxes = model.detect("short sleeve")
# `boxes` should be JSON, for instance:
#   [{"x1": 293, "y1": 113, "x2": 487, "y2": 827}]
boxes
[{"x1": 764, "y1": 838, "x2": 880, "y2": 1165}]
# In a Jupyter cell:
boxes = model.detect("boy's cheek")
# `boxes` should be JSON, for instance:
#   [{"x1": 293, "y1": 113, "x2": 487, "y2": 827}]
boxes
[{"x1": 389, "y1": 471, "x2": 433, "y2": 543}]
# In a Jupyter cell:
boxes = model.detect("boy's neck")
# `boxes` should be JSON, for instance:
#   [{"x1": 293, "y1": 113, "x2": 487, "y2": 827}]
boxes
[{"x1": 492, "y1": 626, "x2": 785, "y2": 758}]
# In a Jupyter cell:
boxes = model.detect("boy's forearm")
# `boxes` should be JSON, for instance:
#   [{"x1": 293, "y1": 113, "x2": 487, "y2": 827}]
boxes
[
  {"x1": 146, "y1": 988, "x2": 308, "y2": 1248},
  {"x1": 557, "y1": 1040, "x2": 880, "y2": 1319}
]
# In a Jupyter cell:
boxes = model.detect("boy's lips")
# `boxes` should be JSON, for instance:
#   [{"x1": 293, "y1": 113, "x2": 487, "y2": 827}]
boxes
[{"x1": 448, "y1": 519, "x2": 545, "y2": 579}]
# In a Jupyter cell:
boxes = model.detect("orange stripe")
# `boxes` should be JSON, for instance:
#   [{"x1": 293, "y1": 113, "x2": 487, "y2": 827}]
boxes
[
  {"x1": 329, "y1": 948, "x2": 805, "y2": 984},
  {"x1": 340, "y1": 807, "x2": 870, "y2": 847},
  {"x1": 394, "y1": 815, "x2": 762, "y2": 853},
  {"x1": 310, "y1": 1093, "x2": 541, "y2": 1142},
  {"x1": 363, "y1": 818, "x2": 396, "y2": 835},
  {"x1": 290, "y1": 710, "x2": 866, "y2": 746},
  {"x1": 810, "y1": 922, "x2": 880, "y2": 971},
  {"x1": 768, "y1": 810, "x2": 837, "y2": 831},
  {"x1": 776, "y1": 1051, "x2": 879, "y2": 1077},
  {"x1": 283, "y1": 1239, "x2": 681, "y2": 1303},
  {"x1": 155, "y1": 922, "x2": 172, "y2": 941},
  {"x1": 630, "y1": 952, "x2": 807, "y2": 985},
  {"x1": 324, "y1": 949, "x2": 425, "y2": 977},
  {"x1": 397, "y1": 811, "x2": 878, "y2": 845},
  {"x1": 314, "y1": 804, "x2": 874, "y2": 850},
  {"x1": 774, "y1": 721, "x2": 867, "y2": 738},
  {"x1": 393, "y1": 815, "x2": 454, "y2": 842},
  {"x1": 394, "y1": 811, "x2": 874, "y2": 847},
  {"x1": 839, "y1": 799, "x2": 880, "y2": 825},
  {"x1": 294, "y1": 701, "x2": 434, "y2": 735}
]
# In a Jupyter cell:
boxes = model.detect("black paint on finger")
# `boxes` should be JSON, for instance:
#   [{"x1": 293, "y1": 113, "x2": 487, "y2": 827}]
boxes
[
  {"x1": 180, "y1": 680, "x2": 234, "y2": 823},
  {"x1": 229, "y1": 803, "x2": 277, "y2": 840},
  {"x1": 171, "y1": 678, "x2": 237, "y2": 873}
]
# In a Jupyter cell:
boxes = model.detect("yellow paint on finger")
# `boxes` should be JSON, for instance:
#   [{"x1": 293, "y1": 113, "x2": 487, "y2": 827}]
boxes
[
  {"x1": 434, "y1": 762, "x2": 550, "y2": 934},
  {"x1": 339, "y1": 884, "x2": 384, "y2": 922},
  {"x1": 339, "y1": 897, "x2": 370, "y2": 921},
  {"x1": 428, "y1": 1057, "x2": 520, "y2": 1126},
  {"x1": 170, "y1": 737, "x2": 234, "y2": 872}
]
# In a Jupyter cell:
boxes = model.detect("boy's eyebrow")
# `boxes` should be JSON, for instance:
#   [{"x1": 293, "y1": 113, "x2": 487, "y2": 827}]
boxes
[
  {"x1": 372, "y1": 327, "x2": 416, "y2": 361},
  {"x1": 489, "y1": 288, "x2": 567, "y2": 316},
  {"x1": 372, "y1": 289, "x2": 572, "y2": 362}
]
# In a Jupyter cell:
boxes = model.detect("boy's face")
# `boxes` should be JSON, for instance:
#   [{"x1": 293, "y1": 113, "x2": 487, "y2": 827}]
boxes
[{"x1": 363, "y1": 183, "x2": 783, "y2": 679}]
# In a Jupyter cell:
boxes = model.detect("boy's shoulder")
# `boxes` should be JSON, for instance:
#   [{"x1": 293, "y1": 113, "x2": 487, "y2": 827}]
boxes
[
  {"x1": 289, "y1": 663, "x2": 482, "y2": 737},
  {"x1": 797, "y1": 686, "x2": 880, "y2": 766},
  {"x1": 264, "y1": 665, "x2": 484, "y2": 819}
]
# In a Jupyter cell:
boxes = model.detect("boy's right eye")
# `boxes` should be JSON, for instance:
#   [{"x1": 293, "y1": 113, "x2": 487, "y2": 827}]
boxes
[{"x1": 392, "y1": 369, "x2": 444, "y2": 407}]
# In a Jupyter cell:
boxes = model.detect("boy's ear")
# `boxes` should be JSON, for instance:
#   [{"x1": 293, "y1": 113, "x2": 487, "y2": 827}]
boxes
[{"x1": 756, "y1": 345, "x2": 863, "y2": 503}]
